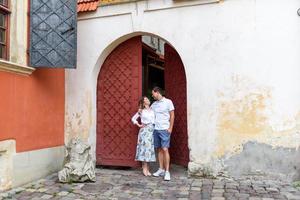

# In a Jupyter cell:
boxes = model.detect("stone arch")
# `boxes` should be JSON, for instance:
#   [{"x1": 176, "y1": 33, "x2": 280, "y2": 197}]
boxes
[{"x1": 90, "y1": 31, "x2": 189, "y2": 167}]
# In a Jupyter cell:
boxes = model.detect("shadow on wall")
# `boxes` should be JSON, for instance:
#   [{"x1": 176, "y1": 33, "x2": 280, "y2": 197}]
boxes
[{"x1": 224, "y1": 141, "x2": 300, "y2": 182}]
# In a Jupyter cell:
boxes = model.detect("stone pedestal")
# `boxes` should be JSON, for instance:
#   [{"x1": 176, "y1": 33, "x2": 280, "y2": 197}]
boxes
[{"x1": 58, "y1": 138, "x2": 96, "y2": 183}]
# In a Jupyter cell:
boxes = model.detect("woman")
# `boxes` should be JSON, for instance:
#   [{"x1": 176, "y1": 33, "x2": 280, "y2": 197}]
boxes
[{"x1": 131, "y1": 96, "x2": 156, "y2": 176}]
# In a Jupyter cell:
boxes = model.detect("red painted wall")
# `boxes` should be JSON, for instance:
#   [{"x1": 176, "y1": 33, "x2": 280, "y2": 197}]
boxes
[{"x1": 0, "y1": 68, "x2": 65, "y2": 152}]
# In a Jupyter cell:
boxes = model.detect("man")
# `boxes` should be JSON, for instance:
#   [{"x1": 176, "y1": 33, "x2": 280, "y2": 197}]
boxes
[{"x1": 151, "y1": 86, "x2": 175, "y2": 181}]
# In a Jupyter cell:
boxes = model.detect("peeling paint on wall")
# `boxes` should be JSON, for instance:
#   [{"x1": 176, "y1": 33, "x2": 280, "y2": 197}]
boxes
[
  {"x1": 0, "y1": 140, "x2": 15, "y2": 191},
  {"x1": 215, "y1": 75, "x2": 272, "y2": 156},
  {"x1": 215, "y1": 75, "x2": 270, "y2": 156},
  {"x1": 215, "y1": 75, "x2": 300, "y2": 162},
  {"x1": 224, "y1": 141, "x2": 300, "y2": 181},
  {"x1": 65, "y1": 91, "x2": 93, "y2": 144}
]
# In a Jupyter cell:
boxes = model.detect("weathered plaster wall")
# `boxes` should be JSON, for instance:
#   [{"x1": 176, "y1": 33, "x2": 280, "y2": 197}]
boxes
[
  {"x1": 224, "y1": 142, "x2": 300, "y2": 181},
  {"x1": 69, "y1": 0, "x2": 300, "y2": 180},
  {"x1": 0, "y1": 140, "x2": 15, "y2": 191}
]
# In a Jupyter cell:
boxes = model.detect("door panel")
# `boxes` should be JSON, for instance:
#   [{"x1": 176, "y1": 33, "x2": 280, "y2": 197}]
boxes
[
  {"x1": 96, "y1": 37, "x2": 142, "y2": 167},
  {"x1": 164, "y1": 43, "x2": 189, "y2": 166}
]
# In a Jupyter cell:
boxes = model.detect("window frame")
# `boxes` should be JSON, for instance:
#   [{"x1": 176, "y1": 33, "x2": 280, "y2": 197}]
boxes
[{"x1": 0, "y1": 0, "x2": 10, "y2": 60}]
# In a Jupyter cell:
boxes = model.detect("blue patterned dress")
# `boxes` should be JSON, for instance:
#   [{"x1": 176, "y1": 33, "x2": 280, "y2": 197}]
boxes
[{"x1": 131, "y1": 109, "x2": 156, "y2": 162}]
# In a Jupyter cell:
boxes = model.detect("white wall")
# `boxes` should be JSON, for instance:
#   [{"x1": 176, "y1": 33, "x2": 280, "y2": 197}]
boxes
[
  {"x1": 67, "y1": 0, "x2": 300, "y2": 178},
  {"x1": 12, "y1": 146, "x2": 64, "y2": 188},
  {"x1": 0, "y1": 140, "x2": 64, "y2": 191}
]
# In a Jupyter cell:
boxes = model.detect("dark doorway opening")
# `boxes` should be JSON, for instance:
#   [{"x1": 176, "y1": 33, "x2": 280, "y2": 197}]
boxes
[{"x1": 142, "y1": 42, "x2": 165, "y2": 101}]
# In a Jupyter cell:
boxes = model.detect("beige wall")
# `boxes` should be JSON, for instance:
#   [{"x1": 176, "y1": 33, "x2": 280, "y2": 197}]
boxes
[
  {"x1": 0, "y1": 140, "x2": 15, "y2": 191},
  {"x1": 9, "y1": 0, "x2": 28, "y2": 65},
  {"x1": 69, "y1": 0, "x2": 300, "y2": 180}
]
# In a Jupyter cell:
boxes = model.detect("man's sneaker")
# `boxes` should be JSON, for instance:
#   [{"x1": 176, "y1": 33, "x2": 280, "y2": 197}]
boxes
[
  {"x1": 164, "y1": 171, "x2": 171, "y2": 181},
  {"x1": 153, "y1": 168, "x2": 165, "y2": 177}
]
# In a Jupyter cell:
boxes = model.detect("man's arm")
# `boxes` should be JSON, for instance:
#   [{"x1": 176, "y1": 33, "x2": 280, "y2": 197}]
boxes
[{"x1": 168, "y1": 110, "x2": 175, "y2": 133}]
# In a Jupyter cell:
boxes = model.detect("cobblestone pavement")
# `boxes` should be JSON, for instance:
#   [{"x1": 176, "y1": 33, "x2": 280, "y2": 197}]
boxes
[{"x1": 1, "y1": 165, "x2": 300, "y2": 200}]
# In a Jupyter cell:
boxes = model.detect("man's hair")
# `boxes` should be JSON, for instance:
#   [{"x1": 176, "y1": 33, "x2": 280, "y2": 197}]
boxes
[{"x1": 152, "y1": 86, "x2": 163, "y2": 95}]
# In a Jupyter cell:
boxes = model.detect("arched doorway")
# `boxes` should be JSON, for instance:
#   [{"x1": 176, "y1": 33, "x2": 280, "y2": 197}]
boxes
[{"x1": 96, "y1": 35, "x2": 188, "y2": 167}]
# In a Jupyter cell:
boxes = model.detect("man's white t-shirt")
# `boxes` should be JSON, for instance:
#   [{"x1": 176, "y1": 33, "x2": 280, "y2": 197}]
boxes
[{"x1": 151, "y1": 97, "x2": 175, "y2": 130}]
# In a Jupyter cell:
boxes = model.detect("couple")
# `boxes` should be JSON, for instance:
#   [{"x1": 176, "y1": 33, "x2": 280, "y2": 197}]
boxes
[{"x1": 131, "y1": 86, "x2": 175, "y2": 181}]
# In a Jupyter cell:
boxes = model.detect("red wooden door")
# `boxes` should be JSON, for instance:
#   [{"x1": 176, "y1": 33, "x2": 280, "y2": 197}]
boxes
[
  {"x1": 164, "y1": 43, "x2": 189, "y2": 166},
  {"x1": 96, "y1": 37, "x2": 142, "y2": 167}
]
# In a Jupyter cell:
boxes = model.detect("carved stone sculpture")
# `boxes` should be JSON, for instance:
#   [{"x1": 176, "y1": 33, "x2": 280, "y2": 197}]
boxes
[{"x1": 58, "y1": 138, "x2": 96, "y2": 183}]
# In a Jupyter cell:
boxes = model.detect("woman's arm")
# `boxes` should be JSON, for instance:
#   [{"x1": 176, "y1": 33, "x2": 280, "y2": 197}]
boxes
[
  {"x1": 131, "y1": 112, "x2": 144, "y2": 128},
  {"x1": 131, "y1": 112, "x2": 140, "y2": 125}
]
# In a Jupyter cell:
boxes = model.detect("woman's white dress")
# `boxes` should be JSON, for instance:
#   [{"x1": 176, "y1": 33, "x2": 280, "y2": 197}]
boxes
[{"x1": 131, "y1": 109, "x2": 156, "y2": 162}]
